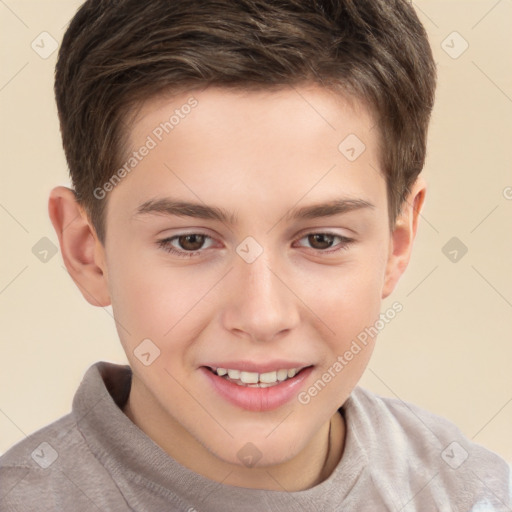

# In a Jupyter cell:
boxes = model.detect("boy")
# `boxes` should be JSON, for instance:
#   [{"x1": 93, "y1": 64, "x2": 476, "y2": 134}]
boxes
[{"x1": 1, "y1": 0, "x2": 510, "y2": 510}]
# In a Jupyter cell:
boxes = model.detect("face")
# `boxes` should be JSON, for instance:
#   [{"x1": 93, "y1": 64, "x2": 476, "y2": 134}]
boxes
[{"x1": 100, "y1": 84, "x2": 394, "y2": 467}]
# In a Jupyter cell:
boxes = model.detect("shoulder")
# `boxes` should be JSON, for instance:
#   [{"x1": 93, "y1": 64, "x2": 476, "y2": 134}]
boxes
[
  {"x1": 1, "y1": 414, "x2": 77, "y2": 509},
  {"x1": 0, "y1": 413, "x2": 125, "y2": 511},
  {"x1": 344, "y1": 386, "x2": 511, "y2": 510}
]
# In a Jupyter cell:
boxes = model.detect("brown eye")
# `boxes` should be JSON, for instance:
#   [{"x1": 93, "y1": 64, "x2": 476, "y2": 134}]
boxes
[
  {"x1": 177, "y1": 234, "x2": 206, "y2": 251},
  {"x1": 157, "y1": 233, "x2": 214, "y2": 257},
  {"x1": 295, "y1": 232, "x2": 354, "y2": 254},
  {"x1": 306, "y1": 233, "x2": 336, "y2": 250}
]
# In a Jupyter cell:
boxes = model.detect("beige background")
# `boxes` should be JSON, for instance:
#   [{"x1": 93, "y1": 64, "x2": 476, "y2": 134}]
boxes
[{"x1": 0, "y1": 0, "x2": 511, "y2": 462}]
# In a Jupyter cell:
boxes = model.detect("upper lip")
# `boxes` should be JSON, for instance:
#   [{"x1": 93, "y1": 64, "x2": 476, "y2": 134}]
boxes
[{"x1": 203, "y1": 360, "x2": 313, "y2": 373}]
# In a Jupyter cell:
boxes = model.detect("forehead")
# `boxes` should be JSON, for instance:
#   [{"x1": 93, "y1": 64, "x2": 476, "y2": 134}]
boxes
[
  {"x1": 108, "y1": 84, "x2": 385, "y2": 227},
  {"x1": 128, "y1": 84, "x2": 376, "y2": 144}
]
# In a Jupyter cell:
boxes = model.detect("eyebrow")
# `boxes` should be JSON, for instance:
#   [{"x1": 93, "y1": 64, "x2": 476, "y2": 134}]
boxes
[{"x1": 133, "y1": 196, "x2": 374, "y2": 225}]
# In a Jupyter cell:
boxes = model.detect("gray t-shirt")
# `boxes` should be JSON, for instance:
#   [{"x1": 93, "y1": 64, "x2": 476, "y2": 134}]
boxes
[{"x1": 1, "y1": 361, "x2": 510, "y2": 511}]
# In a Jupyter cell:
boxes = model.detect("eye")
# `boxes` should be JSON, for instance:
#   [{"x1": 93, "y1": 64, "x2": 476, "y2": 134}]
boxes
[
  {"x1": 158, "y1": 231, "x2": 354, "y2": 258},
  {"x1": 157, "y1": 233, "x2": 214, "y2": 258},
  {"x1": 294, "y1": 232, "x2": 354, "y2": 254}
]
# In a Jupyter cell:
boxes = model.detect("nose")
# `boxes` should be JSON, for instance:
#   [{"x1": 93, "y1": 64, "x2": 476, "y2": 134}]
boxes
[{"x1": 221, "y1": 247, "x2": 301, "y2": 343}]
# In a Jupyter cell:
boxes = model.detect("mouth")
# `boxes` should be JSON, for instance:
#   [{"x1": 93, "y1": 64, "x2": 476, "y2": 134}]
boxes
[
  {"x1": 200, "y1": 364, "x2": 315, "y2": 412},
  {"x1": 204, "y1": 365, "x2": 311, "y2": 388}
]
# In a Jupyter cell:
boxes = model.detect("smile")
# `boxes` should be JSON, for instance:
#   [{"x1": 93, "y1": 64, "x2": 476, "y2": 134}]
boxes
[
  {"x1": 201, "y1": 365, "x2": 314, "y2": 411},
  {"x1": 208, "y1": 366, "x2": 307, "y2": 387}
]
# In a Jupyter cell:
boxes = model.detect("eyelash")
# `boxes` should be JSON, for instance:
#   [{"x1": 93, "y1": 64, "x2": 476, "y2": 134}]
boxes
[{"x1": 157, "y1": 232, "x2": 354, "y2": 258}]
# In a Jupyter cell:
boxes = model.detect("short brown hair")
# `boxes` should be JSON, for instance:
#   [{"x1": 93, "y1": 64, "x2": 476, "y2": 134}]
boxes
[{"x1": 55, "y1": 0, "x2": 437, "y2": 243}]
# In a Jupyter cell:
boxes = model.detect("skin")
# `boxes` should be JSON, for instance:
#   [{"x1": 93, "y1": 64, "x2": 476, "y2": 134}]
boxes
[{"x1": 49, "y1": 84, "x2": 425, "y2": 491}]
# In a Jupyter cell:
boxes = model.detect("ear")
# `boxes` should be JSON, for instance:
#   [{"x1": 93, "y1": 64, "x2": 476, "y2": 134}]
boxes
[
  {"x1": 48, "y1": 186, "x2": 111, "y2": 307},
  {"x1": 381, "y1": 177, "x2": 427, "y2": 299}
]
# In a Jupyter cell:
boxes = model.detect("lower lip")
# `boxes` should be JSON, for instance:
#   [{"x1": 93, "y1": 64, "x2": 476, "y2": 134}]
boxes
[{"x1": 200, "y1": 366, "x2": 314, "y2": 412}]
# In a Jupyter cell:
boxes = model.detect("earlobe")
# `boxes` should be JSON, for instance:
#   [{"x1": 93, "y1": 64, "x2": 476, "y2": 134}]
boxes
[
  {"x1": 381, "y1": 177, "x2": 427, "y2": 299},
  {"x1": 48, "y1": 186, "x2": 111, "y2": 307}
]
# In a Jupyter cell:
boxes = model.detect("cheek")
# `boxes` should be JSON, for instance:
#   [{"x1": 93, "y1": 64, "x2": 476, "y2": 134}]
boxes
[
  {"x1": 296, "y1": 270, "x2": 382, "y2": 409},
  {"x1": 299, "y1": 249, "x2": 387, "y2": 335},
  {"x1": 293, "y1": 246, "x2": 387, "y2": 390},
  {"x1": 108, "y1": 252, "x2": 216, "y2": 352}
]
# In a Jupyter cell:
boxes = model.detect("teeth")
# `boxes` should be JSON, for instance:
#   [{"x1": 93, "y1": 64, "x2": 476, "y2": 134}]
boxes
[
  {"x1": 240, "y1": 371, "x2": 259, "y2": 384},
  {"x1": 213, "y1": 366, "x2": 304, "y2": 385},
  {"x1": 277, "y1": 369, "x2": 288, "y2": 381},
  {"x1": 259, "y1": 371, "x2": 277, "y2": 383},
  {"x1": 227, "y1": 369, "x2": 240, "y2": 379}
]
